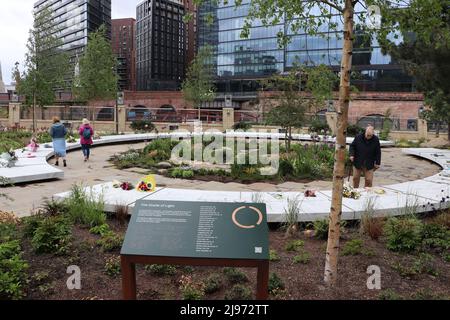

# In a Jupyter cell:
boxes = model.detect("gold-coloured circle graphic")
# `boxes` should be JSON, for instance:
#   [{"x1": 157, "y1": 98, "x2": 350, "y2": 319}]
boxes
[{"x1": 231, "y1": 206, "x2": 263, "y2": 229}]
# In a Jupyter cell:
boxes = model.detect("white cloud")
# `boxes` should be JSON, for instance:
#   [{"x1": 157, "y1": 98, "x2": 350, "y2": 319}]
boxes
[{"x1": 0, "y1": 0, "x2": 140, "y2": 84}]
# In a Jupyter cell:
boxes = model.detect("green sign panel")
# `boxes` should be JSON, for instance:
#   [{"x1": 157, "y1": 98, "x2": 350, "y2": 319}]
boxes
[{"x1": 121, "y1": 200, "x2": 269, "y2": 260}]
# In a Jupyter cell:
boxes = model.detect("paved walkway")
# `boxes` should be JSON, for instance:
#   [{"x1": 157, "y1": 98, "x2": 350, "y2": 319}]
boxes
[
  {"x1": 54, "y1": 147, "x2": 450, "y2": 222},
  {"x1": 0, "y1": 140, "x2": 441, "y2": 218}
]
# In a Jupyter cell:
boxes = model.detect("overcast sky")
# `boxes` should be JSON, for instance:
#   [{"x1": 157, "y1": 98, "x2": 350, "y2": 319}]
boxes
[{"x1": 0, "y1": 0, "x2": 140, "y2": 85}]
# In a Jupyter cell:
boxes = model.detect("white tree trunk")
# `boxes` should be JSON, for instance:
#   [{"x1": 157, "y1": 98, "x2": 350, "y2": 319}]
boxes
[{"x1": 324, "y1": 0, "x2": 354, "y2": 286}]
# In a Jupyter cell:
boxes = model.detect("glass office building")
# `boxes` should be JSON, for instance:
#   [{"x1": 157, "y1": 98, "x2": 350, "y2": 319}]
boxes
[
  {"x1": 136, "y1": 0, "x2": 186, "y2": 91},
  {"x1": 198, "y1": 0, "x2": 413, "y2": 94},
  {"x1": 33, "y1": 0, "x2": 111, "y2": 89}
]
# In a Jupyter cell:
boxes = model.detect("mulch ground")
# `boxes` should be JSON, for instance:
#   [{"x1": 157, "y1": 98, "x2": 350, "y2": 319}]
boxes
[{"x1": 21, "y1": 217, "x2": 450, "y2": 300}]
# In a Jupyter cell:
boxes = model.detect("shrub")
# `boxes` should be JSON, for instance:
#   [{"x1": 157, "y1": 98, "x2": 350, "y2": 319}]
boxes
[
  {"x1": 182, "y1": 170, "x2": 194, "y2": 179},
  {"x1": 104, "y1": 256, "x2": 121, "y2": 277},
  {"x1": 268, "y1": 273, "x2": 285, "y2": 295},
  {"x1": 114, "y1": 205, "x2": 129, "y2": 225},
  {"x1": 346, "y1": 124, "x2": 364, "y2": 137},
  {"x1": 35, "y1": 131, "x2": 52, "y2": 143},
  {"x1": 413, "y1": 253, "x2": 438, "y2": 276},
  {"x1": 96, "y1": 232, "x2": 124, "y2": 252},
  {"x1": 360, "y1": 214, "x2": 384, "y2": 241},
  {"x1": 392, "y1": 253, "x2": 438, "y2": 277},
  {"x1": 269, "y1": 249, "x2": 280, "y2": 262},
  {"x1": 179, "y1": 275, "x2": 205, "y2": 300},
  {"x1": 279, "y1": 158, "x2": 294, "y2": 176},
  {"x1": 89, "y1": 224, "x2": 111, "y2": 237},
  {"x1": 0, "y1": 222, "x2": 19, "y2": 242},
  {"x1": 66, "y1": 184, "x2": 106, "y2": 228},
  {"x1": 38, "y1": 199, "x2": 69, "y2": 217},
  {"x1": 232, "y1": 122, "x2": 252, "y2": 131},
  {"x1": 313, "y1": 219, "x2": 329, "y2": 240},
  {"x1": 342, "y1": 239, "x2": 364, "y2": 256},
  {"x1": 283, "y1": 196, "x2": 301, "y2": 238},
  {"x1": 395, "y1": 138, "x2": 423, "y2": 148},
  {"x1": 293, "y1": 251, "x2": 311, "y2": 264},
  {"x1": 224, "y1": 284, "x2": 252, "y2": 300},
  {"x1": 0, "y1": 240, "x2": 29, "y2": 300},
  {"x1": 308, "y1": 118, "x2": 330, "y2": 134},
  {"x1": 391, "y1": 261, "x2": 418, "y2": 277},
  {"x1": 145, "y1": 264, "x2": 177, "y2": 276},
  {"x1": 223, "y1": 267, "x2": 248, "y2": 284},
  {"x1": 22, "y1": 214, "x2": 43, "y2": 238},
  {"x1": 431, "y1": 212, "x2": 450, "y2": 229},
  {"x1": 143, "y1": 139, "x2": 177, "y2": 161},
  {"x1": 0, "y1": 139, "x2": 22, "y2": 154},
  {"x1": 411, "y1": 288, "x2": 447, "y2": 300},
  {"x1": 170, "y1": 168, "x2": 194, "y2": 179},
  {"x1": 378, "y1": 289, "x2": 403, "y2": 300},
  {"x1": 31, "y1": 216, "x2": 72, "y2": 255},
  {"x1": 285, "y1": 240, "x2": 304, "y2": 252},
  {"x1": 203, "y1": 274, "x2": 223, "y2": 294},
  {"x1": 384, "y1": 217, "x2": 423, "y2": 252},
  {"x1": 421, "y1": 223, "x2": 450, "y2": 251},
  {"x1": 130, "y1": 120, "x2": 155, "y2": 132}
]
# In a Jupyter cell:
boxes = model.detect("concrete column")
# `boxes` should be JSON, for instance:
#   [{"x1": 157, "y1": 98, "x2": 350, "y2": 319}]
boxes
[
  {"x1": 325, "y1": 111, "x2": 337, "y2": 135},
  {"x1": 417, "y1": 118, "x2": 428, "y2": 140},
  {"x1": 223, "y1": 108, "x2": 234, "y2": 131},
  {"x1": 118, "y1": 105, "x2": 127, "y2": 133},
  {"x1": 8, "y1": 103, "x2": 21, "y2": 127}
]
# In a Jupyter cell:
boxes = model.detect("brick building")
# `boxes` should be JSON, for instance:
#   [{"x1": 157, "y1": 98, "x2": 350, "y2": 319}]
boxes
[{"x1": 112, "y1": 18, "x2": 136, "y2": 91}]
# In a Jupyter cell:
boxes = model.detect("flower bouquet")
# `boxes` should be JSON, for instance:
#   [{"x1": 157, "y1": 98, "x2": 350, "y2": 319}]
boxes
[
  {"x1": 343, "y1": 185, "x2": 361, "y2": 199},
  {"x1": 0, "y1": 150, "x2": 18, "y2": 168},
  {"x1": 27, "y1": 137, "x2": 39, "y2": 152},
  {"x1": 304, "y1": 190, "x2": 316, "y2": 197},
  {"x1": 136, "y1": 175, "x2": 156, "y2": 192},
  {"x1": 120, "y1": 182, "x2": 134, "y2": 190},
  {"x1": 112, "y1": 180, "x2": 134, "y2": 191}
]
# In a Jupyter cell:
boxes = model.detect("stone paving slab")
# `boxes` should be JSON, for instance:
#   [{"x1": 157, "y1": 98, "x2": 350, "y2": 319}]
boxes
[
  {"x1": 53, "y1": 146, "x2": 450, "y2": 222},
  {"x1": 53, "y1": 182, "x2": 164, "y2": 213},
  {"x1": 1, "y1": 164, "x2": 63, "y2": 184}
]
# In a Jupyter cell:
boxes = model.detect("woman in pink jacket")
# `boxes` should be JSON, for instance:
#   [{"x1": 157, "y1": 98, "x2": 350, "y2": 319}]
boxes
[{"x1": 79, "y1": 118, "x2": 94, "y2": 162}]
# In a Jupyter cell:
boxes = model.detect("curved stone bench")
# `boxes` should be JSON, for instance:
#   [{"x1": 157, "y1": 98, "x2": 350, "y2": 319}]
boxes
[
  {"x1": 0, "y1": 131, "x2": 394, "y2": 184},
  {"x1": 48, "y1": 135, "x2": 448, "y2": 222}
]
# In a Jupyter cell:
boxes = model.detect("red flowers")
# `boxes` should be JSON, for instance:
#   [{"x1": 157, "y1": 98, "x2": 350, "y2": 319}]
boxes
[
  {"x1": 137, "y1": 181, "x2": 152, "y2": 192},
  {"x1": 120, "y1": 182, "x2": 133, "y2": 191}
]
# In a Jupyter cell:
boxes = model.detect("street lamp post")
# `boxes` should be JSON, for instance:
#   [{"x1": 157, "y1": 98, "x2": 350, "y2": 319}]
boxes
[{"x1": 116, "y1": 92, "x2": 124, "y2": 134}]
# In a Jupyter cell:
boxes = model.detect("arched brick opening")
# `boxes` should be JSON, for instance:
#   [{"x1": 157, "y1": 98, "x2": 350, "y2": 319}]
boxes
[
  {"x1": 96, "y1": 107, "x2": 114, "y2": 121},
  {"x1": 127, "y1": 105, "x2": 152, "y2": 121}
]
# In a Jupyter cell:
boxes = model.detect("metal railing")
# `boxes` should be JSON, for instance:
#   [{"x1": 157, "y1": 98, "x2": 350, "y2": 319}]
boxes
[
  {"x1": 20, "y1": 106, "x2": 115, "y2": 122},
  {"x1": 14, "y1": 105, "x2": 431, "y2": 133},
  {"x1": 234, "y1": 110, "x2": 264, "y2": 124},
  {"x1": 125, "y1": 108, "x2": 223, "y2": 124}
]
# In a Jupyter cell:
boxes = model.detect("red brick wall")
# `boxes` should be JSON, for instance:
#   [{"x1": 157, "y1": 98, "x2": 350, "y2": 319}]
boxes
[
  {"x1": 90, "y1": 91, "x2": 424, "y2": 122},
  {"x1": 258, "y1": 91, "x2": 423, "y2": 124},
  {"x1": 90, "y1": 91, "x2": 192, "y2": 109}
]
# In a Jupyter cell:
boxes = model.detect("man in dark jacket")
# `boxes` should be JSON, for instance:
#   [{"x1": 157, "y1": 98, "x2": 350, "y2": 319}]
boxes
[{"x1": 349, "y1": 125, "x2": 381, "y2": 188}]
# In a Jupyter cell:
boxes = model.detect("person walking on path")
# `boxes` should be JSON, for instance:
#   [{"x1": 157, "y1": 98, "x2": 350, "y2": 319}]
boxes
[
  {"x1": 349, "y1": 125, "x2": 381, "y2": 188},
  {"x1": 49, "y1": 116, "x2": 68, "y2": 167},
  {"x1": 79, "y1": 118, "x2": 94, "y2": 162}
]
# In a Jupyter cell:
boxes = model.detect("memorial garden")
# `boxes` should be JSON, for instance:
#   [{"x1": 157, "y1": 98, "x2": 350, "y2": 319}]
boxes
[
  {"x1": 1, "y1": 0, "x2": 449, "y2": 303},
  {"x1": 0, "y1": 128, "x2": 449, "y2": 300}
]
